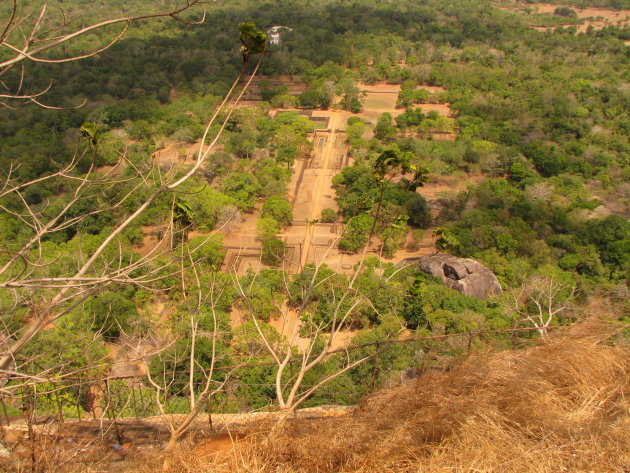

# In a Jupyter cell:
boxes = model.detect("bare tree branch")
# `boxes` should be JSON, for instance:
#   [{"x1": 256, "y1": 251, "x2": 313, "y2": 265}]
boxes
[
  {"x1": 0, "y1": 45, "x2": 267, "y2": 371},
  {"x1": 507, "y1": 276, "x2": 576, "y2": 338},
  {"x1": 0, "y1": 0, "x2": 205, "y2": 105}
]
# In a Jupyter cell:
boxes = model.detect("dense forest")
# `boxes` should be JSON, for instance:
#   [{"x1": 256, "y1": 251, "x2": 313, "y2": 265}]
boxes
[{"x1": 0, "y1": 0, "x2": 628, "y2": 440}]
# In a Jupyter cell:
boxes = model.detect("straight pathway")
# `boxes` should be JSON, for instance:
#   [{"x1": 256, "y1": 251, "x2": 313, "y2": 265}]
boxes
[{"x1": 300, "y1": 113, "x2": 340, "y2": 268}]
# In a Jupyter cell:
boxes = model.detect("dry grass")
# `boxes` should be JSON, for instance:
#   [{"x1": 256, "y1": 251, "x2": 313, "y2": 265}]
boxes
[
  {"x1": 232, "y1": 318, "x2": 629, "y2": 473},
  {"x1": 107, "y1": 318, "x2": 630, "y2": 473}
]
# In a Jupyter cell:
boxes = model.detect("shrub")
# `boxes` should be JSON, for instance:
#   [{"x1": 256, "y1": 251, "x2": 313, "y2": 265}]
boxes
[
  {"x1": 405, "y1": 193, "x2": 432, "y2": 228},
  {"x1": 321, "y1": 208, "x2": 337, "y2": 223},
  {"x1": 262, "y1": 196, "x2": 293, "y2": 227},
  {"x1": 339, "y1": 214, "x2": 373, "y2": 253},
  {"x1": 554, "y1": 6, "x2": 577, "y2": 17},
  {"x1": 407, "y1": 229, "x2": 425, "y2": 251},
  {"x1": 261, "y1": 235, "x2": 287, "y2": 265}
]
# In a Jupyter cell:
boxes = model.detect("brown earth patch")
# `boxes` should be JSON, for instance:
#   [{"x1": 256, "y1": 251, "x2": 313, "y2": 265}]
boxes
[
  {"x1": 133, "y1": 225, "x2": 168, "y2": 258},
  {"x1": 191, "y1": 431, "x2": 246, "y2": 461},
  {"x1": 417, "y1": 102, "x2": 453, "y2": 116},
  {"x1": 241, "y1": 75, "x2": 308, "y2": 99},
  {"x1": 505, "y1": 2, "x2": 629, "y2": 32},
  {"x1": 152, "y1": 142, "x2": 220, "y2": 169},
  {"x1": 356, "y1": 82, "x2": 402, "y2": 94},
  {"x1": 523, "y1": 3, "x2": 628, "y2": 22},
  {"x1": 431, "y1": 132, "x2": 457, "y2": 140}
]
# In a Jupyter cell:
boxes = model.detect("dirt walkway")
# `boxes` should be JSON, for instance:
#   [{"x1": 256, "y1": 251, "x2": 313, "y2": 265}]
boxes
[
  {"x1": 3, "y1": 405, "x2": 354, "y2": 445},
  {"x1": 300, "y1": 112, "x2": 343, "y2": 267}
]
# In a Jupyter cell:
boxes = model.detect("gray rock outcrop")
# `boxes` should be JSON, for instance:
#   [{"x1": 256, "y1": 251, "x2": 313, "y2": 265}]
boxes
[{"x1": 418, "y1": 254, "x2": 502, "y2": 300}]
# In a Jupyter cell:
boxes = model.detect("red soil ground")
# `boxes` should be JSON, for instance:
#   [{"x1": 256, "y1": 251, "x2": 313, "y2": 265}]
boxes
[{"x1": 502, "y1": 2, "x2": 629, "y2": 33}]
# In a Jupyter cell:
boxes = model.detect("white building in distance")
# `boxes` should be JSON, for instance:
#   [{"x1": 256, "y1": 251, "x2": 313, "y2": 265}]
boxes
[{"x1": 267, "y1": 26, "x2": 293, "y2": 45}]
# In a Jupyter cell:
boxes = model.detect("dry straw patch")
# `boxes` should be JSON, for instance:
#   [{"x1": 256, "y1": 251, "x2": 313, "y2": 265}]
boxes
[
  {"x1": 126, "y1": 319, "x2": 628, "y2": 473},
  {"x1": 237, "y1": 319, "x2": 629, "y2": 473}
]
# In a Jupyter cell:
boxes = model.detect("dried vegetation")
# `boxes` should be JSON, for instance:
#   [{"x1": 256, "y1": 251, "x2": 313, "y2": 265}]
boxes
[
  {"x1": 145, "y1": 318, "x2": 630, "y2": 473},
  {"x1": 13, "y1": 319, "x2": 626, "y2": 473}
]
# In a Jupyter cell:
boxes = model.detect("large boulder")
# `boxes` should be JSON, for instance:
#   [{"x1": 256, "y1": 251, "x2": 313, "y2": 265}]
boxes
[{"x1": 419, "y1": 254, "x2": 502, "y2": 300}]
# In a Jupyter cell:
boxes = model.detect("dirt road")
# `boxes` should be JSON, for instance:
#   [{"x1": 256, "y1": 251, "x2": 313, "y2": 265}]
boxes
[{"x1": 300, "y1": 113, "x2": 342, "y2": 267}]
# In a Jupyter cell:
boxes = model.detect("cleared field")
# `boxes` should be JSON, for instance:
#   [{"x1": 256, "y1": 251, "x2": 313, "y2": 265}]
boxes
[
  {"x1": 357, "y1": 83, "x2": 400, "y2": 93},
  {"x1": 357, "y1": 83, "x2": 401, "y2": 123},
  {"x1": 361, "y1": 93, "x2": 399, "y2": 112},
  {"x1": 241, "y1": 74, "x2": 308, "y2": 98},
  {"x1": 357, "y1": 82, "x2": 453, "y2": 124},
  {"x1": 417, "y1": 103, "x2": 453, "y2": 116},
  {"x1": 504, "y1": 2, "x2": 630, "y2": 32},
  {"x1": 267, "y1": 306, "x2": 313, "y2": 351},
  {"x1": 532, "y1": 20, "x2": 611, "y2": 33},
  {"x1": 524, "y1": 3, "x2": 628, "y2": 21}
]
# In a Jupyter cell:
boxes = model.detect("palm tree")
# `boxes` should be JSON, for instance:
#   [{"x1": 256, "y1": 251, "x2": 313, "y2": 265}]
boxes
[{"x1": 370, "y1": 149, "x2": 422, "y2": 237}]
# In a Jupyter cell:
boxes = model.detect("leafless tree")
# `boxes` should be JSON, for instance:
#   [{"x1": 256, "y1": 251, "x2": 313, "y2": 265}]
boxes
[
  {"x1": 218, "y1": 205, "x2": 243, "y2": 234},
  {"x1": 233, "y1": 231, "x2": 378, "y2": 429},
  {"x1": 1, "y1": 0, "x2": 205, "y2": 107},
  {"x1": 145, "y1": 259, "x2": 238, "y2": 452},
  {"x1": 525, "y1": 181, "x2": 554, "y2": 203},
  {"x1": 0, "y1": 33, "x2": 267, "y2": 382},
  {"x1": 508, "y1": 276, "x2": 576, "y2": 338}
]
